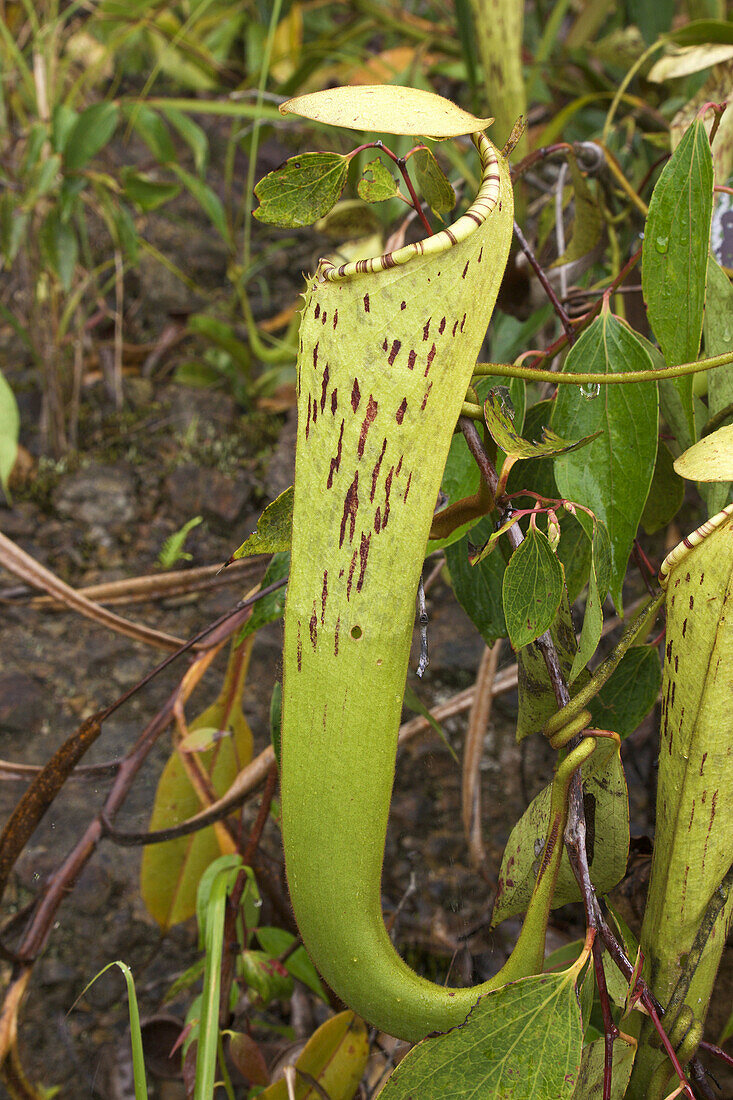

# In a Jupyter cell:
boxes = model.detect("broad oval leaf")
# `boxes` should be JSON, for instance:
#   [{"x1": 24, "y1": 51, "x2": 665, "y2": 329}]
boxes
[
  {"x1": 673, "y1": 423, "x2": 733, "y2": 482},
  {"x1": 502, "y1": 525, "x2": 565, "y2": 650},
  {"x1": 552, "y1": 310, "x2": 658, "y2": 610},
  {"x1": 378, "y1": 970, "x2": 583, "y2": 1099},
  {"x1": 484, "y1": 388, "x2": 600, "y2": 461},
  {"x1": 491, "y1": 742, "x2": 629, "y2": 926},
  {"x1": 642, "y1": 117, "x2": 714, "y2": 436},
  {"x1": 64, "y1": 101, "x2": 120, "y2": 172},
  {"x1": 357, "y1": 158, "x2": 400, "y2": 203},
  {"x1": 641, "y1": 441, "x2": 685, "y2": 534},
  {"x1": 572, "y1": 1037, "x2": 635, "y2": 1099},
  {"x1": 516, "y1": 588, "x2": 582, "y2": 741},
  {"x1": 254, "y1": 152, "x2": 349, "y2": 227},
  {"x1": 280, "y1": 85, "x2": 494, "y2": 137},
  {"x1": 412, "y1": 147, "x2": 456, "y2": 216},
  {"x1": 445, "y1": 517, "x2": 507, "y2": 643},
  {"x1": 259, "y1": 1012, "x2": 369, "y2": 1100}
]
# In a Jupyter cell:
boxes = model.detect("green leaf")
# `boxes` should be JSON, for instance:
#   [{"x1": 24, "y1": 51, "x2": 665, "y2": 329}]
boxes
[
  {"x1": 589, "y1": 646, "x2": 662, "y2": 740},
  {"x1": 429, "y1": 431, "x2": 482, "y2": 552},
  {"x1": 162, "y1": 106, "x2": 209, "y2": 175},
  {"x1": 484, "y1": 387, "x2": 601, "y2": 461},
  {"x1": 171, "y1": 165, "x2": 230, "y2": 243},
  {"x1": 121, "y1": 168, "x2": 181, "y2": 211},
  {"x1": 254, "y1": 152, "x2": 349, "y2": 228},
  {"x1": 665, "y1": 19, "x2": 733, "y2": 46},
  {"x1": 641, "y1": 441, "x2": 685, "y2": 534},
  {"x1": 516, "y1": 589, "x2": 582, "y2": 741},
  {"x1": 39, "y1": 210, "x2": 78, "y2": 291},
  {"x1": 552, "y1": 311, "x2": 658, "y2": 610},
  {"x1": 445, "y1": 517, "x2": 507, "y2": 646},
  {"x1": 240, "y1": 949, "x2": 294, "y2": 1004},
  {"x1": 0, "y1": 195, "x2": 29, "y2": 263},
  {"x1": 491, "y1": 742, "x2": 629, "y2": 925},
  {"x1": 572, "y1": 1037, "x2": 635, "y2": 1098},
  {"x1": 357, "y1": 158, "x2": 400, "y2": 203},
  {"x1": 411, "y1": 147, "x2": 456, "y2": 217},
  {"x1": 51, "y1": 104, "x2": 78, "y2": 155},
  {"x1": 642, "y1": 118, "x2": 714, "y2": 437},
  {"x1": 502, "y1": 525, "x2": 565, "y2": 650},
  {"x1": 232, "y1": 487, "x2": 293, "y2": 559},
  {"x1": 568, "y1": 518, "x2": 610, "y2": 683},
  {"x1": 0, "y1": 368, "x2": 20, "y2": 499},
  {"x1": 64, "y1": 102, "x2": 120, "y2": 171},
  {"x1": 157, "y1": 515, "x2": 202, "y2": 569},
  {"x1": 123, "y1": 103, "x2": 176, "y2": 163},
  {"x1": 377, "y1": 969, "x2": 584, "y2": 1099},
  {"x1": 255, "y1": 926, "x2": 328, "y2": 1001},
  {"x1": 237, "y1": 552, "x2": 289, "y2": 643}
]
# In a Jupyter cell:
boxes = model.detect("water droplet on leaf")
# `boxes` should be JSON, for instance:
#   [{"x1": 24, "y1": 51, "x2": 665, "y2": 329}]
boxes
[
  {"x1": 655, "y1": 236, "x2": 669, "y2": 253},
  {"x1": 580, "y1": 382, "x2": 601, "y2": 399}
]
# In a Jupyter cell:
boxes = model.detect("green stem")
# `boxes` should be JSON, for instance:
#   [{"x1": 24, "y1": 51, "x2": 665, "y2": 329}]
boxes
[{"x1": 472, "y1": 348, "x2": 733, "y2": 385}]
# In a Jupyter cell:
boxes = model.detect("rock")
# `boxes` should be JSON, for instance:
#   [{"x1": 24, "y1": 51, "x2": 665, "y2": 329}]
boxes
[
  {"x1": 0, "y1": 671, "x2": 45, "y2": 733},
  {"x1": 165, "y1": 464, "x2": 251, "y2": 525},
  {"x1": 54, "y1": 464, "x2": 137, "y2": 528}
]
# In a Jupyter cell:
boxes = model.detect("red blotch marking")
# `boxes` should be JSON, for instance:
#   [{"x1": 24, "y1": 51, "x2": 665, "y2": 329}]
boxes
[
  {"x1": 327, "y1": 419, "x2": 345, "y2": 489},
  {"x1": 682, "y1": 618, "x2": 688, "y2": 637},
  {"x1": 357, "y1": 395, "x2": 378, "y2": 459},
  {"x1": 357, "y1": 531, "x2": 371, "y2": 592},
  {"x1": 462, "y1": 261, "x2": 469, "y2": 279},
  {"x1": 374, "y1": 506, "x2": 382, "y2": 533},
  {"x1": 309, "y1": 608, "x2": 318, "y2": 649},
  {"x1": 404, "y1": 471, "x2": 412, "y2": 501},
  {"x1": 321, "y1": 311, "x2": 327, "y2": 325},
  {"x1": 351, "y1": 378, "x2": 361, "y2": 412},
  {"x1": 400, "y1": 301, "x2": 407, "y2": 310},
  {"x1": 438, "y1": 317, "x2": 446, "y2": 334},
  {"x1": 452, "y1": 320, "x2": 459, "y2": 337},
  {"x1": 407, "y1": 349, "x2": 417, "y2": 370},
  {"x1": 363, "y1": 293, "x2": 370, "y2": 312},
  {"x1": 423, "y1": 319, "x2": 430, "y2": 341},
  {"x1": 339, "y1": 471, "x2": 359, "y2": 547},
  {"x1": 312, "y1": 342, "x2": 319, "y2": 371},
  {"x1": 314, "y1": 303, "x2": 320, "y2": 319},
  {"x1": 346, "y1": 548, "x2": 358, "y2": 600},
  {"x1": 321, "y1": 569, "x2": 328, "y2": 625},
  {"x1": 478, "y1": 246, "x2": 483, "y2": 263},
  {"x1": 388, "y1": 339, "x2": 401, "y2": 365},
  {"x1": 305, "y1": 394, "x2": 312, "y2": 439},
  {"x1": 424, "y1": 343, "x2": 436, "y2": 375},
  {"x1": 333, "y1": 309, "x2": 338, "y2": 329},
  {"x1": 331, "y1": 388, "x2": 338, "y2": 415},
  {"x1": 370, "y1": 438, "x2": 387, "y2": 502},
  {"x1": 396, "y1": 398, "x2": 407, "y2": 424},
  {"x1": 383, "y1": 467, "x2": 394, "y2": 529},
  {"x1": 382, "y1": 338, "x2": 389, "y2": 352},
  {"x1": 700, "y1": 752, "x2": 708, "y2": 775},
  {"x1": 460, "y1": 313, "x2": 467, "y2": 332},
  {"x1": 297, "y1": 625, "x2": 302, "y2": 671},
  {"x1": 395, "y1": 455, "x2": 402, "y2": 476},
  {"x1": 334, "y1": 616, "x2": 340, "y2": 656},
  {"x1": 421, "y1": 382, "x2": 433, "y2": 410},
  {"x1": 320, "y1": 363, "x2": 330, "y2": 413}
]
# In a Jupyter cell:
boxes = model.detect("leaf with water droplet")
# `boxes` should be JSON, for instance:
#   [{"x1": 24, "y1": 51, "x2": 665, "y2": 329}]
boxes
[{"x1": 552, "y1": 310, "x2": 658, "y2": 610}]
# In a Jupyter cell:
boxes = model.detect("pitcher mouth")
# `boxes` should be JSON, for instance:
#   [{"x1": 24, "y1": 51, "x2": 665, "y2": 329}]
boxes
[{"x1": 316, "y1": 132, "x2": 504, "y2": 285}]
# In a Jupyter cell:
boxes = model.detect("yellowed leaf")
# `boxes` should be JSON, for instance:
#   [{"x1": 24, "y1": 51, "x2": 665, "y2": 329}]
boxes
[
  {"x1": 648, "y1": 43, "x2": 733, "y2": 82},
  {"x1": 258, "y1": 1012, "x2": 369, "y2": 1100},
  {"x1": 270, "y1": 2, "x2": 303, "y2": 83},
  {"x1": 140, "y1": 638, "x2": 254, "y2": 929},
  {"x1": 345, "y1": 46, "x2": 430, "y2": 86},
  {"x1": 280, "y1": 85, "x2": 493, "y2": 137},
  {"x1": 674, "y1": 424, "x2": 733, "y2": 482}
]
